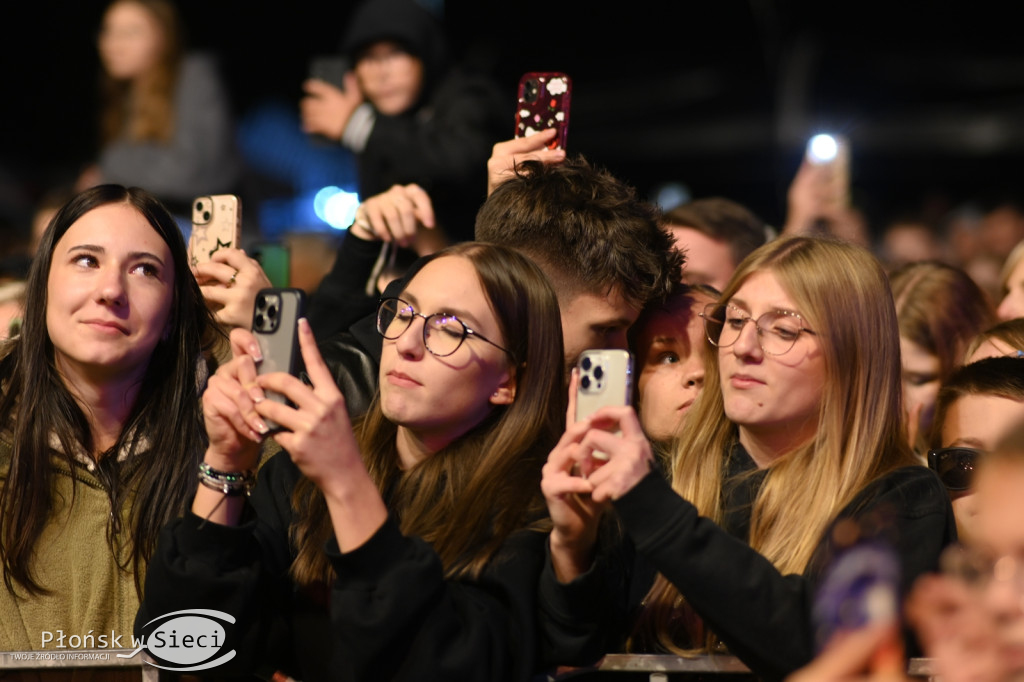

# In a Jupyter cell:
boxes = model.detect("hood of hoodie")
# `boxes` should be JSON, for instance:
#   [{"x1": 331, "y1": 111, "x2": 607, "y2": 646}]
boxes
[{"x1": 341, "y1": 0, "x2": 450, "y2": 104}]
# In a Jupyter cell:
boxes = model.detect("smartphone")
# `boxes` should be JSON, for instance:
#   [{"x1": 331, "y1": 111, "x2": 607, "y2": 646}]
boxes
[
  {"x1": 805, "y1": 133, "x2": 850, "y2": 209},
  {"x1": 252, "y1": 288, "x2": 307, "y2": 432},
  {"x1": 189, "y1": 195, "x2": 242, "y2": 267},
  {"x1": 575, "y1": 349, "x2": 634, "y2": 460},
  {"x1": 515, "y1": 72, "x2": 572, "y2": 150},
  {"x1": 812, "y1": 535, "x2": 903, "y2": 669},
  {"x1": 251, "y1": 242, "x2": 290, "y2": 288},
  {"x1": 308, "y1": 55, "x2": 350, "y2": 91}
]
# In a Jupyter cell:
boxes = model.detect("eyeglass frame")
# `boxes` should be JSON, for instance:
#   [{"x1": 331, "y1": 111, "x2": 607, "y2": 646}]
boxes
[
  {"x1": 376, "y1": 297, "x2": 515, "y2": 360},
  {"x1": 698, "y1": 302, "x2": 817, "y2": 357},
  {"x1": 927, "y1": 446, "x2": 983, "y2": 492}
]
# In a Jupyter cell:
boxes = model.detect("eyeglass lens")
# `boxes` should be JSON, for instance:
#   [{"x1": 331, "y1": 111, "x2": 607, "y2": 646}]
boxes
[{"x1": 702, "y1": 304, "x2": 805, "y2": 355}]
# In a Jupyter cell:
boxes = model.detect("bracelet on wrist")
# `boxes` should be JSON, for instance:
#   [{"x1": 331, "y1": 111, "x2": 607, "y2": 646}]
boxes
[{"x1": 198, "y1": 462, "x2": 255, "y2": 497}]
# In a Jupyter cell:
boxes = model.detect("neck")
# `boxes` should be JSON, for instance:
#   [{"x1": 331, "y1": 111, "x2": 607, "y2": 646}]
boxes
[
  {"x1": 738, "y1": 421, "x2": 815, "y2": 469},
  {"x1": 395, "y1": 426, "x2": 455, "y2": 470},
  {"x1": 57, "y1": 363, "x2": 146, "y2": 457}
]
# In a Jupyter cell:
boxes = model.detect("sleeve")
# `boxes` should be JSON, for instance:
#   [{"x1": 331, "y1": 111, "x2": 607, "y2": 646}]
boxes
[
  {"x1": 135, "y1": 450, "x2": 299, "y2": 676},
  {"x1": 612, "y1": 469, "x2": 955, "y2": 682},
  {"x1": 327, "y1": 519, "x2": 547, "y2": 682},
  {"x1": 537, "y1": 537, "x2": 636, "y2": 668},
  {"x1": 307, "y1": 229, "x2": 387, "y2": 341},
  {"x1": 99, "y1": 54, "x2": 240, "y2": 203},
  {"x1": 349, "y1": 73, "x2": 504, "y2": 199}
]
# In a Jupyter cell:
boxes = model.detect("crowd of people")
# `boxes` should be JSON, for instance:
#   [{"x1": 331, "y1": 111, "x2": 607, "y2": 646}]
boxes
[{"x1": 3, "y1": 2, "x2": 1024, "y2": 682}]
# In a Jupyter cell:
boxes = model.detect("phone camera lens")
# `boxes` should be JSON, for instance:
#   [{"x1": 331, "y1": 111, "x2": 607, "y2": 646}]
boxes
[
  {"x1": 194, "y1": 200, "x2": 204, "y2": 212},
  {"x1": 580, "y1": 375, "x2": 591, "y2": 390},
  {"x1": 254, "y1": 313, "x2": 265, "y2": 329},
  {"x1": 594, "y1": 365, "x2": 604, "y2": 380},
  {"x1": 256, "y1": 294, "x2": 266, "y2": 308},
  {"x1": 524, "y1": 79, "x2": 539, "y2": 103},
  {"x1": 203, "y1": 210, "x2": 211, "y2": 222},
  {"x1": 581, "y1": 356, "x2": 592, "y2": 371},
  {"x1": 268, "y1": 305, "x2": 278, "y2": 319}
]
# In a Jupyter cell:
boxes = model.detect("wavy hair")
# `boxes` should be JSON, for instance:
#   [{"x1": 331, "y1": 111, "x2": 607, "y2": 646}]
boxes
[{"x1": 0, "y1": 184, "x2": 222, "y2": 595}]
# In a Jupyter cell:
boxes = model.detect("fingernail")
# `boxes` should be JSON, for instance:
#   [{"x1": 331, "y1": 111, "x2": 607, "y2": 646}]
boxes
[
  {"x1": 249, "y1": 387, "x2": 265, "y2": 403},
  {"x1": 298, "y1": 318, "x2": 310, "y2": 333},
  {"x1": 250, "y1": 342, "x2": 263, "y2": 362},
  {"x1": 253, "y1": 419, "x2": 269, "y2": 434}
]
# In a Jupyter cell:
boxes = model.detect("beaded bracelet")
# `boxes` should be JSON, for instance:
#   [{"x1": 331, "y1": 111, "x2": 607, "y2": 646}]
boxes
[{"x1": 198, "y1": 462, "x2": 255, "y2": 497}]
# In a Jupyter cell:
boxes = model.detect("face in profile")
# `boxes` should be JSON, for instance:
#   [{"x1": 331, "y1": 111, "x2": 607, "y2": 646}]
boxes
[
  {"x1": 46, "y1": 202, "x2": 175, "y2": 386},
  {"x1": 354, "y1": 40, "x2": 425, "y2": 116},
  {"x1": 938, "y1": 393, "x2": 1024, "y2": 547},
  {"x1": 634, "y1": 289, "x2": 714, "y2": 442},
  {"x1": 558, "y1": 287, "x2": 640, "y2": 377},
  {"x1": 378, "y1": 256, "x2": 516, "y2": 460},
  {"x1": 717, "y1": 270, "x2": 826, "y2": 464},
  {"x1": 98, "y1": 1, "x2": 166, "y2": 81},
  {"x1": 999, "y1": 259, "x2": 1024, "y2": 322}
]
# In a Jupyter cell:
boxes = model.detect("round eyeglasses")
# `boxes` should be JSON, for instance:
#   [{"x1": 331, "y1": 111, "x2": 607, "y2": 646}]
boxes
[
  {"x1": 699, "y1": 303, "x2": 816, "y2": 356},
  {"x1": 376, "y1": 297, "x2": 514, "y2": 359}
]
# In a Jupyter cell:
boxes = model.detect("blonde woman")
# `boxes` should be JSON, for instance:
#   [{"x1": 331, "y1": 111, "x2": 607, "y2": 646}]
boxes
[{"x1": 540, "y1": 236, "x2": 956, "y2": 680}]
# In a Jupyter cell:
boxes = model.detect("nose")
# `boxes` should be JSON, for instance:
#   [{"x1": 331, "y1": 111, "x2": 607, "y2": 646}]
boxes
[
  {"x1": 730, "y1": 319, "x2": 762, "y2": 359},
  {"x1": 394, "y1": 315, "x2": 427, "y2": 358},
  {"x1": 998, "y1": 293, "x2": 1018, "y2": 322},
  {"x1": 983, "y1": 557, "x2": 1024, "y2": 626},
  {"x1": 97, "y1": 268, "x2": 128, "y2": 308},
  {"x1": 682, "y1": 362, "x2": 705, "y2": 389}
]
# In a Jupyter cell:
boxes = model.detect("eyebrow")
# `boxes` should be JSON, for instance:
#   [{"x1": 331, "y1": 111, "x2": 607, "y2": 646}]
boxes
[
  {"x1": 67, "y1": 244, "x2": 166, "y2": 267},
  {"x1": 947, "y1": 437, "x2": 987, "y2": 448},
  {"x1": 727, "y1": 298, "x2": 802, "y2": 317},
  {"x1": 400, "y1": 292, "x2": 485, "y2": 329}
]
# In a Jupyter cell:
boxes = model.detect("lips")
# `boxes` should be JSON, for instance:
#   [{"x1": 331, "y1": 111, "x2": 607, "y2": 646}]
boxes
[
  {"x1": 729, "y1": 373, "x2": 764, "y2": 388},
  {"x1": 386, "y1": 369, "x2": 421, "y2": 387},
  {"x1": 83, "y1": 319, "x2": 129, "y2": 335}
]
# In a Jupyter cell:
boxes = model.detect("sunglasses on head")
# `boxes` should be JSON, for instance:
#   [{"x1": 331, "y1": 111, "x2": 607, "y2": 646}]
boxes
[{"x1": 927, "y1": 447, "x2": 982, "y2": 492}]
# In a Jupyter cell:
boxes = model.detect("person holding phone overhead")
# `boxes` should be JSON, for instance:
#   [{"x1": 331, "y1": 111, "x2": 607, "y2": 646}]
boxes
[
  {"x1": 0, "y1": 185, "x2": 222, "y2": 651},
  {"x1": 539, "y1": 236, "x2": 956, "y2": 681},
  {"x1": 137, "y1": 242, "x2": 565, "y2": 681},
  {"x1": 300, "y1": 0, "x2": 505, "y2": 248}
]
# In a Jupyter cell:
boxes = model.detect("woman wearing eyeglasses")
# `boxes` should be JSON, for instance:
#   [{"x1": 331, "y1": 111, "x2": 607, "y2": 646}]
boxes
[
  {"x1": 137, "y1": 242, "x2": 564, "y2": 682},
  {"x1": 540, "y1": 236, "x2": 956, "y2": 680}
]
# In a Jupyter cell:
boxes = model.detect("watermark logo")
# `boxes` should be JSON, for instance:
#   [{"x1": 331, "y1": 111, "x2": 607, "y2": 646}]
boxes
[{"x1": 119, "y1": 609, "x2": 236, "y2": 672}]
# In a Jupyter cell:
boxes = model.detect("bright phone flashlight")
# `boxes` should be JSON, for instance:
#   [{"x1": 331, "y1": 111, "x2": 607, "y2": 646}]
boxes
[{"x1": 807, "y1": 134, "x2": 839, "y2": 163}]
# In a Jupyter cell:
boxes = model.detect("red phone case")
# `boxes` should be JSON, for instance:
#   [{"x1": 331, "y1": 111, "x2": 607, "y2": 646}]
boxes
[{"x1": 515, "y1": 72, "x2": 571, "y2": 150}]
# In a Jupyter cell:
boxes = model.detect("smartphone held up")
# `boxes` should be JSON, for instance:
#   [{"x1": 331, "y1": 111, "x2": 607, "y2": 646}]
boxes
[
  {"x1": 252, "y1": 288, "x2": 307, "y2": 433},
  {"x1": 575, "y1": 349, "x2": 634, "y2": 461},
  {"x1": 515, "y1": 72, "x2": 572, "y2": 150},
  {"x1": 189, "y1": 194, "x2": 241, "y2": 267}
]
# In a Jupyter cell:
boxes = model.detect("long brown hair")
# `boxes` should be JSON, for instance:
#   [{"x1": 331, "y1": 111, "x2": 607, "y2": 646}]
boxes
[
  {"x1": 632, "y1": 236, "x2": 918, "y2": 654},
  {"x1": 0, "y1": 185, "x2": 223, "y2": 596},
  {"x1": 290, "y1": 242, "x2": 565, "y2": 584},
  {"x1": 98, "y1": 0, "x2": 183, "y2": 144}
]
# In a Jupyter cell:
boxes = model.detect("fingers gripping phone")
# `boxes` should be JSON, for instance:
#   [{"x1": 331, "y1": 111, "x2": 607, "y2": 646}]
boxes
[
  {"x1": 309, "y1": 55, "x2": 351, "y2": 91},
  {"x1": 189, "y1": 194, "x2": 242, "y2": 267},
  {"x1": 575, "y1": 350, "x2": 634, "y2": 461},
  {"x1": 252, "y1": 288, "x2": 307, "y2": 433},
  {"x1": 515, "y1": 72, "x2": 572, "y2": 150}
]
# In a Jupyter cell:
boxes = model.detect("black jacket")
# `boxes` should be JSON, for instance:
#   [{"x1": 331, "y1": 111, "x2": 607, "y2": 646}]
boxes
[
  {"x1": 539, "y1": 444, "x2": 957, "y2": 682},
  {"x1": 137, "y1": 450, "x2": 548, "y2": 681}
]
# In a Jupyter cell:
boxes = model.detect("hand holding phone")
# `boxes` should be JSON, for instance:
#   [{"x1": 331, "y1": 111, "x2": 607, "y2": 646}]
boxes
[
  {"x1": 252, "y1": 288, "x2": 307, "y2": 433},
  {"x1": 189, "y1": 195, "x2": 241, "y2": 267},
  {"x1": 515, "y1": 72, "x2": 572, "y2": 150},
  {"x1": 575, "y1": 349, "x2": 634, "y2": 461}
]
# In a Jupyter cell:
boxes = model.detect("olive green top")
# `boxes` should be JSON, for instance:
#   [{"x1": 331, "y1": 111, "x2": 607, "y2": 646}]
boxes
[{"x1": 0, "y1": 438, "x2": 141, "y2": 652}]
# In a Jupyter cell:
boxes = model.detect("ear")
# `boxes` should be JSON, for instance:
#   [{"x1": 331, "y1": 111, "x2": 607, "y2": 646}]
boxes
[{"x1": 489, "y1": 367, "x2": 517, "y2": 406}]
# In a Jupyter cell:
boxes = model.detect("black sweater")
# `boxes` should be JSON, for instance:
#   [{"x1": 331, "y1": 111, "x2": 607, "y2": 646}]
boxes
[
  {"x1": 539, "y1": 445, "x2": 957, "y2": 682},
  {"x1": 137, "y1": 450, "x2": 548, "y2": 681}
]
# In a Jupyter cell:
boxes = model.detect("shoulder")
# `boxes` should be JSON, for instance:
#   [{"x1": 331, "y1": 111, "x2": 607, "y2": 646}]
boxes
[{"x1": 846, "y1": 465, "x2": 950, "y2": 520}]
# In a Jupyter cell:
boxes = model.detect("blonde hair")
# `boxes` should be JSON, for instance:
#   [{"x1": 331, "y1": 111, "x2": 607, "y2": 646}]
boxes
[
  {"x1": 99, "y1": 0, "x2": 182, "y2": 144},
  {"x1": 634, "y1": 236, "x2": 918, "y2": 653}
]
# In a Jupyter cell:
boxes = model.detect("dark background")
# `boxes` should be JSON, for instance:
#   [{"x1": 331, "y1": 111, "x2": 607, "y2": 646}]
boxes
[{"x1": 4, "y1": 1, "x2": 1024, "y2": 239}]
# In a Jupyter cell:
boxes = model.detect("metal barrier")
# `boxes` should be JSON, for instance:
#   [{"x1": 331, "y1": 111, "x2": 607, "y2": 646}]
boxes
[
  {"x1": 0, "y1": 649, "x2": 157, "y2": 680},
  {"x1": 554, "y1": 654, "x2": 938, "y2": 680}
]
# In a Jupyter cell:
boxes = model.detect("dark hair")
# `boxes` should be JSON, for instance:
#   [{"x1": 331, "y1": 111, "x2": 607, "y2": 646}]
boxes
[
  {"x1": 475, "y1": 157, "x2": 683, "y2": 310},
  {"x1": 290, "y1": 242, "x2": 565, "y2": 584},
  {"x1": 929, "y1": 356, "x2": 1024, "y2": 449},
  {"x1": 663, "y1": 197, "x2": 767, "y2": 269},
  {"x1": 0, "y1": 184, "x2": 222, "y2": 595}
]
